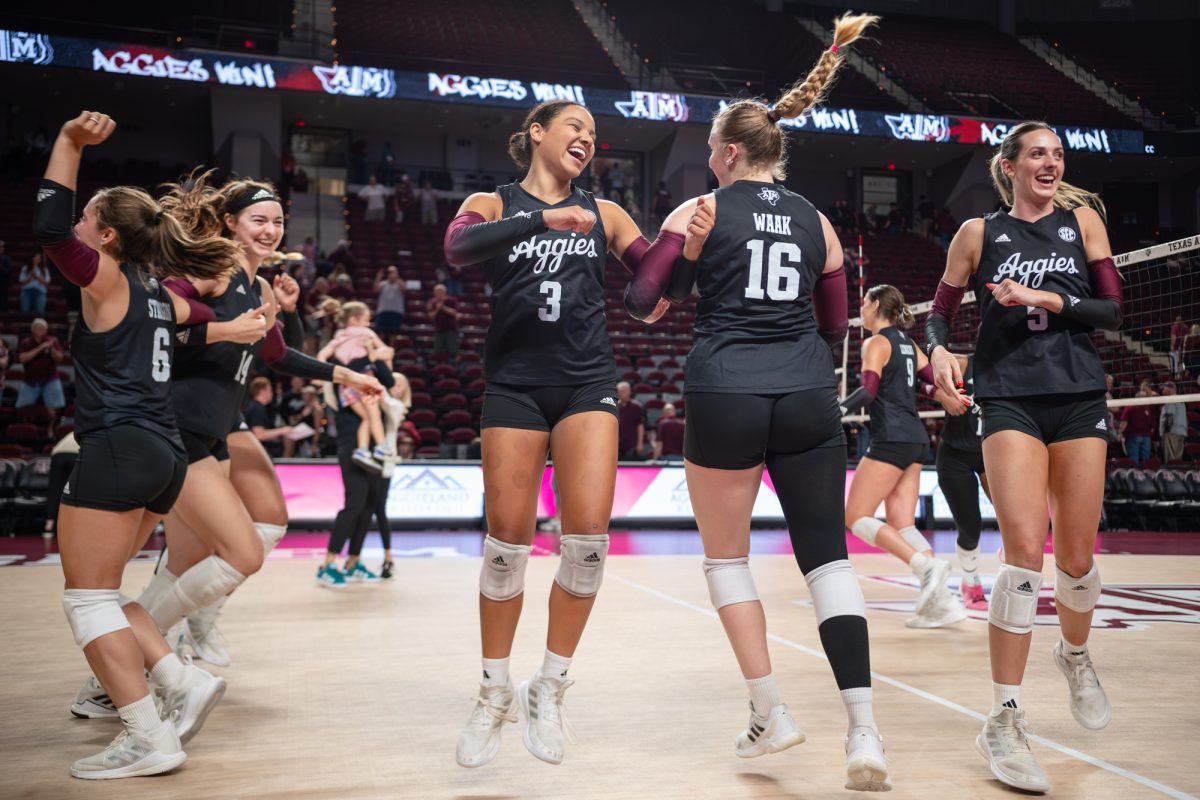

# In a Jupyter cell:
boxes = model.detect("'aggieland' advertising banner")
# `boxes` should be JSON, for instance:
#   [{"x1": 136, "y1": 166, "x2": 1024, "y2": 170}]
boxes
[{"x1": 0, "y1": 28, "x2": 1148, "y2": 155}]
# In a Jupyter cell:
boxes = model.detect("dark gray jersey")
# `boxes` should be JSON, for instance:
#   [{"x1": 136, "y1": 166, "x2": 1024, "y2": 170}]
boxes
[{"x1": 867, "y1": 326, "x2": 926, "y2": 443}]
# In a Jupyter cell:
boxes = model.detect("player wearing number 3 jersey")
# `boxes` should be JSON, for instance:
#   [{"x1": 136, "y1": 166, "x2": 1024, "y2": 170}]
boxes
[{"x1": 444, "y1": 100, "x2": 658, "y2": 768}]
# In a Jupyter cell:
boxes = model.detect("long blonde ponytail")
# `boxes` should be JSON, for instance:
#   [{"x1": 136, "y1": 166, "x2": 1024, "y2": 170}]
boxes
[{"x1": 988, "y1": 121, "x2": 1107, "y2": 220}]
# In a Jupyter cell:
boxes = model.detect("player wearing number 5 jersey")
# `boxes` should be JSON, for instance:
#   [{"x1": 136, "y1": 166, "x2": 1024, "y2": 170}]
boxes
[
  {"x1": 926, "y1": 122, "x2": 1123, "y2": 793},
  {"x1": 35, "y1": 111, "x2": 247, "y2": 779},
  {"x1": 444, "y1": 100, "x2": 660, "y2": 768},
  {"x1": 624, "y1": 13, "x2": 891, "y2": 792},
  {"x1": 843, "y1": 285, "x2": 967, "y2": 630}
]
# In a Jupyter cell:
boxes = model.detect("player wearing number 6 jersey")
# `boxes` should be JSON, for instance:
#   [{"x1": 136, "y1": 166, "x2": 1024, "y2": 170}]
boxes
[
  {"x1": 926, "y1": 121, "x2": 1122, "y2": 794},
  {"x1": 444, "y1": 100, "x2": 660, "y2": 768},
  {"x1": 624, "y1": 13, "x2": 891, "y2": 792},
  {"x1": 843, "y1": 285, "x2": 967, "y2": 630}
]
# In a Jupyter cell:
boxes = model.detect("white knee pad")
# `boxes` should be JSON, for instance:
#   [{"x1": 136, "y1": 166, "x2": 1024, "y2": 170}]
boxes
[
  {"x1": 988, "y1": 564, "x2": 1044, "y2": 635},
  {"x1": 63, "y1": 589, "x2": 131, "y2": 649},
  {"x1": 555, "y1": 534, "x2": 610, "y2": 598},
  {"x1": 117, "y1": 593, "x2": 136, "y2": 608},
  {"x1": 1055, "y1": 562, "x2": 1100, "y2": 613},
  {"x1": 703, "y1": 556, "x2": 759, "y2": 610},
  {"x1": 150, "y1": 555, "x2": 247, "y2": 633},
  {"x1": 804, "y1": 559, "x2": 866, "y2": 624},
  {"x1": 899, "y1": 526, "x2": 929, "y2": 553},
  {"x1": 256, "y1": 523, "x2": 287, "y2": 556},
  {"x1": 480, "y1": 535, "x2": 531, "y2": 601},
  {"x1": 849, "y1": 517, "x2": 885, "y2": 546}
]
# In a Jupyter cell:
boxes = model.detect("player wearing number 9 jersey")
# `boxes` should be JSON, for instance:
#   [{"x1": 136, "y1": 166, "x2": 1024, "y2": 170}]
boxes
[
  {"x1": 35, "y1": 111, "x2": 241, "y2": 779},
  {"x1": 926, "y1": 121, "x2": 1123, "y2": 793},
  {"x1": 444, "y1": 100, "x2": 658, "y2": 769},
  {"x1": 624, "y1": 13, "x2": 891, "y2": 792}
]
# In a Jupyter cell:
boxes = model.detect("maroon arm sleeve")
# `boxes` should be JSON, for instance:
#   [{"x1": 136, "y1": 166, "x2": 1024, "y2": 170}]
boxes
[
  {"x1": 162, "y1": 277, "x2": 215, "y2": 325},
  {"x1": 623, "y1": 231, "x2": 684, "y2": 320},
  {"x1": 617, "y1": 235, "x2": 649, "y2": 275},
  {"x1": 924, "y1": 279, "x2": 966, "y2": 354},
  {"x1": 41, "y1": 235, "x2": 99, "y2": 288},
  {"x1": 813, "y1": 266, "x2": 849, "y2": 345},
  {"x1": 261, "y1": 322, "x2": 287, "y2": 364}
]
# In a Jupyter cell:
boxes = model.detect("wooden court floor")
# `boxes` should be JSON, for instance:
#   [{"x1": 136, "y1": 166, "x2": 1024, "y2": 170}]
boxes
[{"x1": 1, "y1": 551, "x2": 1197, "y2": 799}]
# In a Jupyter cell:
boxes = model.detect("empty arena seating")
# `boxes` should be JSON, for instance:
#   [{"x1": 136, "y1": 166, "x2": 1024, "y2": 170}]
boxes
[{"x1": 1104, "y1": 468, "x2": 1200, "y2": 531}]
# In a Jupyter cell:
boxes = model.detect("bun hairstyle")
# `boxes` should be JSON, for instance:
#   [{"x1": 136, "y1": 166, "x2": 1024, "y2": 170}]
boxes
[
  {"x1": 866, "y1": 284, "x2": 914, "y2": 329},
  {"x1": 988, "y1": 121, "x2": 1107, "y2": 220},
  {"x1": 507, "y1": 100, "x2": 579, "y2": 169},
  {"x1": 711, "y1": 12, "x2": 879, "y2": 180}
]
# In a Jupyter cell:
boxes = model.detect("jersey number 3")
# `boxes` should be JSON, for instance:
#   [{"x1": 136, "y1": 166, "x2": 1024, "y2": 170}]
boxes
[
  {"x1": 744, "y1": 240, "x2": 801, "y2": 301},
  {"x1": 539, "y1": 280, "x2": 561, "y2": 323},
  {"x1": 151, "y1": 327, "x2": 171, "y2": 383}
]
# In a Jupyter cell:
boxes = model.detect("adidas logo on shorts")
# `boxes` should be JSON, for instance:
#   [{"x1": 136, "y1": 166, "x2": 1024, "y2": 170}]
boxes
[
  {"x1": 584, "y1": 552, "x2": 600, "y2": 563},
  {"x1": 62, "y1": 481, "x2": 70, "y2": 495},
  {"x1": 600, "y1": 397, "x2": 617, "y2": 407},
  {"x1": 994, "y1": 233, "x2": 1012, "y2": 243},
  {"x1": 491, "y1": 555, "x2": 506, "y2": 566},
  {"x1": 1016, "y1": 581, "x2": 1033, "y2": 593},
  {"x1": 1095, "y1": 418, "x2": 1107, "y2": 431}
]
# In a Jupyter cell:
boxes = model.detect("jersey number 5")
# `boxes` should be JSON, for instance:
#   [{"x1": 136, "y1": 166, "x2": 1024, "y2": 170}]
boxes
[
  {"x1": 1026, "y1": 306, "x2": 1049, "y2": 331},
  {"x1": 151, "y1": 327, "x2": 171, "y2": 383},
  {"x1": 744, "y1": 240, "x2": 802, "y2": 301},
  {"x1": 539, "y1": 280, "x2": 561, "y2": 323}
]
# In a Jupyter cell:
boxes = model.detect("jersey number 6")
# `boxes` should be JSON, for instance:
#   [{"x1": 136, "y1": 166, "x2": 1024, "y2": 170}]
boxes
[{"x1": 744, "y1": 240, "x2": 802, "y2": 302}]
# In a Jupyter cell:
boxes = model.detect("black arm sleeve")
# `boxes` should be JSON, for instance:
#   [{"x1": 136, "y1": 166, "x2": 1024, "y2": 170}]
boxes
[
  {"x1": 1055, "y1": 294, "x2": 1121, "y2": 331},
  {"x1": 34, "y1": 179, "x2": 74, "y2": 245},
  {"x1": 925, "y1": 313, "x2": 951, "y2": 355},
  {"x1": 372, "y1": 359, "x2": 396, "y2": 389},
  {"x1": 281, "y1": 308, "x2": 306, "y2": 349},
  {"x1": 443, "y1": 210, "x2": 548, "y2": 267},
  {"x1": 272, "y1": 348, "x2": 336, "y2": 381},
  {"x1": 840, "y1": 386, "x2": 873, "y2": 415},
  {"x1": 665, "y1": 256, "x2": 698, "y2": 304},
  {"x1": 174, "y1": 323, "x2": 208, "y2": 348}
]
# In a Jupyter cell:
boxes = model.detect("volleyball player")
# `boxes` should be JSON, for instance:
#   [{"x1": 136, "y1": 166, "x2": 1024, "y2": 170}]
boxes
[
  {"x1": 37, "y1": 111, "x2": 249, "y2": 778},
  {"x1": 843, "y1": 285, "x2": 966, "y2": 629},
  {"x1": 625, "y1": 14, "x2": 891, "y2": 790},
  {"x1": 445, "y1": 99, "x2": 664, "y2": 768},
  {"x1": 926, "y1": 122, "x2": 1122, "y2": 793},
  {"x1": 933, "y1": 353, "x2": 990, "y2": 611}
]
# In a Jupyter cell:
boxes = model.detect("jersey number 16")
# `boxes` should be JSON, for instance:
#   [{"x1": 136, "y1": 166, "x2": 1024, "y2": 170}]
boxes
[{"x1": 744, "y1": 240, "x2": 801, "y2": 302}]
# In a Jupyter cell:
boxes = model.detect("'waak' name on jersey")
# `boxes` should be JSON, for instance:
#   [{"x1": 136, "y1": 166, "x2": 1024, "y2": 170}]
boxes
[
  {"x1": 508, "y1": 233, "x2": 599, "y2": 274},
  {"x1": 991, "y1": 251, "x2": 1079, "y2": 289},
  {"x1": 752, "y1": 213, "x2": 792, "y2": 235}
]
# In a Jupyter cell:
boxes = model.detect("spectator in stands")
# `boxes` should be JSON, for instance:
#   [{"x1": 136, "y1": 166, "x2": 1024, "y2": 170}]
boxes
[
  {"x1": 1186, "y1": 324, "x2": 1200, "y2": 379},
  {"x1": 653, "y1": 402, "x2": 684, "y2": 462},
  {"x1": 300, "y1": 234, "x2": 317, "y2": 268},
  {"x1": 418, "y1": 179, "x2": 438, "y2": 226},
  {"x1": 935, "y1": 207, "x2": 957, "y2": 250},
  {"x1": 325, "y1": 238, "x2": 357, "y2": 275},
  {"x1": 244, "y1": 376, "x2": 293, "y2": 458},
  {"x1": 653, "y1": 181, "x2": 673, "y2": 227},
  {"x1": 358, "y1": 174, "x2": 391, "y2": 223},
  {"x1": 616, "y1": 380, "x2": 645, "y2": 461},
  {"x1": 1169, "y1": 315, "x2": 1189, "y2": 377},
  {"x1": 427, "y1": 283, "x2": 460, "y2": 357},
  {"x1": 330, "y1": 272, "x2": 356, "y2": 301},
  {"x1": 16, "y1": 317, "x2": 65, "y2": 428},
  {"x1": 279, "y1": 377, "x2": 315, "y2": 457},
  {"x1": 1159, "y1": 382, "x2": 1188, "y2": 463},
  {"x1": 374, "y1": 265, "x2": 407, "y2": 340},
  {"x1": 393, "y1": 174, "x2": 415, "y2": 223},
  {"x1": 1118, "y1": 390, "x2": 1156, "y2": 466},
  {"x1": 917, "y1": 195, "x2": 936, "y2": 239},
  {"x1": 19, "y1": 250, "x2": 50, "y2": 313},
  {"x1": 886, "y1": 203, "x2": 904, "y2": 235},
  {"x1": 0, "y1": 240, "x2": 10, "y2": 312}
]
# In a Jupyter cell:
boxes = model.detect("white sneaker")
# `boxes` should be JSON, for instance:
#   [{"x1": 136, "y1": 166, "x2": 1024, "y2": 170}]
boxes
[
  {"x1": 976, "y1": 708, "x2": 1050, "y2": 793},
  {"x1": 905, "y1": 591, "x2": 968, "y2": 629},
  {"x1": 160, "y1": 661, "x2": 226, "y2": 744},
  {"x1": 185, "y1": 615, "x2": 232, "y2": 668},
  {"x1": 734, "y1": 702, "x2": 805, "y2": 758},
  {"x1": 69, "y1": 720, "x2": 186, "y2": 780},
  {"x1": 915, "y1": 558, "x2": 952, "y2": 615},
  {"x1": 456, "y1": 681, "x2": 518, "y2": 768},
  {"x1": 844, "y1": 726, "x2": 891, "y2": 791},
  {"x1": 1053, "y1": 642, "x2": 1111, "y2": 730},
  {"x1": 71, "y1": 675, "x2": 119, "y2": 719},
  {"x1": 518, "y1": 673, "x2": 575, "y2": 765}
]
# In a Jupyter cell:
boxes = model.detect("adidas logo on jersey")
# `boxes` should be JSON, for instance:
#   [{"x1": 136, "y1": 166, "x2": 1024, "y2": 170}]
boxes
[
  {"x1": 236, "y1": 284, "x2": 247, "y2": 294},
  {"x1": 600, "y1": 396, "x2": 617, "y2": 407},
  {"x1": 1095, "y1": 418, "x2": 1108, "y2": 431},
  {"x1": 757, "y1": 187, "x2": 780, "y2": 206},
  {"x1": 994, "y1": 233, "x2": 1011, "y2": 243},
  {"x1": 1016, "y1": 581, "x2": 1033, "y2": 593},
  {"x1": 62, "y1": 481, "x2": 70, "y2": 495},
  {"x1": 584, "y1": 552, "x2": 600, "y2": 563}
]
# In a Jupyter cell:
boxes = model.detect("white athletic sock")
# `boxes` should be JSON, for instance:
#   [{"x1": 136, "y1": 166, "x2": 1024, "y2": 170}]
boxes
[
  {"x1": 746, "y1": 673, "x2": 783, "y2": 717},
  {"x1": 540, "y1": 650, "x2": 572, "y2": 682},
  {"x1": 908, "y1": 551, "x2": 931, "y2": 574},
  {"x1": 118, "y1": 693, "x2": 162, "y2": 736},
  {"x1": 137, "y1": 566, "x2": 178, "y2": 615},
  {"x1": 840, "y1": 687, "x2": 876, "y2": 733},
  {"x1": 1061, "y1": 633, "x2": 1089, "y2": 659},
  {"x1": 481, "y1": 657, "x2": 510, "y2": 688},
  {"x1": 956, "y1": 544, "x2": 980, "y2": 583},
  {"x1": 150, "y1": 652, "x2": 190, "y2": 691},
  {"x1": 991, "y1": 682, "x2": 1021, "y2": 715}
]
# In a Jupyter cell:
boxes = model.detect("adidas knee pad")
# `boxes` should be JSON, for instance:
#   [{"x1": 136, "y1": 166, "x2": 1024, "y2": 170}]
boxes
[
  {"x1": 988, "y1": 564, "x2": 1043, "y2": 635},
  {"x1": 63, "y1": 589, "x2": 131, "y2": 649},
  {"x1": 480, "y1": 535, "x2": 531, "y2": 601},
  {"x1": 703, "y1": 556, "x2": 759, "y2": 610},
  {"x1": 849, "y1": 517, "x2": 885, "y2": 546},
  {"x1": 1055, "y1": 562, "x2": 1100, "y2": 613},
  {"x1": 255, "y1": 522, "x2": 287, "y2": 555},
  {"x1": 555, "y1": 534, "x2": 609, "y2": 598},
  {"x1": 898, "y1": 526, "x2": 929, "y2": 553},
  {"x1": 804, "y1": 559, "x2": 866, "y2": 624}
]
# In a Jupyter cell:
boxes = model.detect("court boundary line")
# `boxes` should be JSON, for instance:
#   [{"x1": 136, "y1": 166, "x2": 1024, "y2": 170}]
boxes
[{"x1": 607, "y1": 572, "x2": 1197, "y2": 800}]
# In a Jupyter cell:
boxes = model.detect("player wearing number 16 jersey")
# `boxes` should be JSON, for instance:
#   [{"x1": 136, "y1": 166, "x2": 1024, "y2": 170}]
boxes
[
  {"x1": 444, "y1": 100, "x2": 658, "y2": 768},
  {"x1": 624, "y1": 13, "x2": 890, "y2": 792}
]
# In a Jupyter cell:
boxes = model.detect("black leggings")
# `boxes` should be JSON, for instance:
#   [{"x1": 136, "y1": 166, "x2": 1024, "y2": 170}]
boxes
[
  {"x1": 374, "y1": 475, "x2": 391, "y2": 553},
  {"x1": 327, "y1": 447, "x2": 385, "y2": 557},
  {"x1": 935, "y1": 443, "x2": 985, "y2": 551}
]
